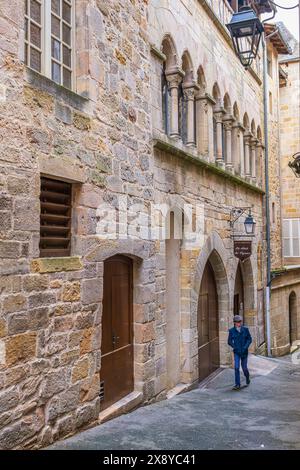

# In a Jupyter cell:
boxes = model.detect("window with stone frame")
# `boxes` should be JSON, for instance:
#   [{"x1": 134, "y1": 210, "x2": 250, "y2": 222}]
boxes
[{"x1": 25, "y1": 0, "x2": 74, "y2": 90}]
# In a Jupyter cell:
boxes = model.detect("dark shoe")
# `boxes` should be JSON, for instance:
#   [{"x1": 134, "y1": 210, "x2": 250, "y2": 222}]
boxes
[
  {"x1": 232, "y1": 385, "x2": 241, "y2": 390},
  {"x1": 246, "y1": 377, "x2": 251, "y2": 385}
]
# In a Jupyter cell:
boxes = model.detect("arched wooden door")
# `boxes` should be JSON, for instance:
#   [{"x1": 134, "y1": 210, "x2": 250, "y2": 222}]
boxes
[
  {"x1": 234, "y1": 263, "x2": 244, "y2": 316},
  {"x1": 100, "y1": 255, "x2": 134, "y2": 410},
  {"x1": 198, "y1": 261, "x2": 220, "y2": 382}
]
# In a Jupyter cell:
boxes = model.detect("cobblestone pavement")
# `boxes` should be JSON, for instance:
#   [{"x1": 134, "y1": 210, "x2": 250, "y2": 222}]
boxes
[{"x1": 49, "y1": 354, "x2": 300, "y2": 450}]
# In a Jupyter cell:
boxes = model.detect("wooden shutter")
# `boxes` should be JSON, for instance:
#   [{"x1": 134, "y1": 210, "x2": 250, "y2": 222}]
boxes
[{"x1": 40, "y1": 177, "x2": 72, "y2": 258}]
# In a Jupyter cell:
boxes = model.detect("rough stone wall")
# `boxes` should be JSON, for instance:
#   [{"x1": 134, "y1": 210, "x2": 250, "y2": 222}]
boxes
[
  {"x1": 269, "y1": 56, "x2": 300, "y2": 354},
  {"x1": 280, "y1": 59, "x2": 300, "y2": 259},
  {"x1": 267, "y1": 44, "x2": 283, "y2": 270},
  {"x1": 271, "y1": 269, "x2": 300, "y2": 356},
  {"x1": 0, "y1": 0, "x2": 269, "y2": 449},
  {"x1": 0, "y1": 0, "x2": 155, "y2": 449},
  {"x1": 149, "y1": 0, "x2": 266, "y2": 382}
]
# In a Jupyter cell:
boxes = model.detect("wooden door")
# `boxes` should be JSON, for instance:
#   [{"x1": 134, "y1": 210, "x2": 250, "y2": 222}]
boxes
[
  {"x1": 100, "y1": 256, "x2": 133, "y2": 410},
  {"x1": 198, "y1": 261, "x2": 220, "y2": 382},
  {"x1": 234, "y1": 263, "x2": 244, "y2": 316}
]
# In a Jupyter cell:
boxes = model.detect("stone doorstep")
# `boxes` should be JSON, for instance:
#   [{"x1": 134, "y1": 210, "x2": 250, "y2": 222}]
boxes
[
  {"x1": 166, "y1": 382, "x2": 194, "y2": 400},
  {"x1": 198, "y1": 367, "x2": 227, "y2": 390},
  {"x1": 98, "y1": 391, "x2": 143, "y2": 424}
]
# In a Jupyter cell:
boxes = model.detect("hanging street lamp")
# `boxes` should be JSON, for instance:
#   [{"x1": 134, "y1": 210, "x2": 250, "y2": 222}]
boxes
[
  {"x1": 288, "y1": 153, "x2": 300, "y2": 178},
  {"x1": 226, "y1": 6, "x2": 264, "y2": 67},
  {"x1": 230, "y1": 207, "x2": 256, "y2": 237},
  {"x1": 244, "y1": 211, "x2": 256, "y2": 235}
]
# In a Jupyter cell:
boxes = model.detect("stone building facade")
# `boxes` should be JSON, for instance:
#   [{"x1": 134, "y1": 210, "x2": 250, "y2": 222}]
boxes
[
  {"x1": 0, "y1": 0, "x2": 273, "y2": 449},
  {"x1": 268, "y1": 26, "x2": 300, "y2": 356}
]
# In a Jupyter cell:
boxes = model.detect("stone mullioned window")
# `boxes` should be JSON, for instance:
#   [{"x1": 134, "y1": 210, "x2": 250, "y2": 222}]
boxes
[
  {"x1": 25, "y1": 0, "x2": 74, "y2": 90},
  {"x1": 160, "y1": 35, "x2": 264, "y2": 187}
]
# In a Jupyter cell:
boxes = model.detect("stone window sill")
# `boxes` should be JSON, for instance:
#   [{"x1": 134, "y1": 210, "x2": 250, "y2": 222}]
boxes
[
  {"x1": 31, "y1": 256, "x2": 83, "y2": 274},
  {"x1": 25, "y1": 67, "x2": 89, "y2": 112}
]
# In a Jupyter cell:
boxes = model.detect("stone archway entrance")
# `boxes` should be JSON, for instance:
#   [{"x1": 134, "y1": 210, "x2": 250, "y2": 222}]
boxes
[
  {"x1": 234, "y1": 263, "x2": 244, "y2": 316},
  {"x1": 198, "y1": 259, "x2": 220, "y2": 382},
  {"x1": 100, "y1": 255, "x2": 134, "y2": 411}
]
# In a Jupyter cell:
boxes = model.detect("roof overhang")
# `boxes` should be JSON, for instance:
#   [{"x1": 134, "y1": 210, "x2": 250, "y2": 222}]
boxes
[{"x1": 264, "y1": 23, "x2": 293, "y2": 55}]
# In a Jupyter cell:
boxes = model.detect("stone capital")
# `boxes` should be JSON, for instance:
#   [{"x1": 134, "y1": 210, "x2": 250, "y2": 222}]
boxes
[
  {"x1": 213, "y1": 108, "x2": 225, "y2": 122},
  {"x1": 223, "y1": 120, "x2": 233, "y2": 132},
  {"x1": 166, "y1": 69, "x2": 184, "y2": 88},
  {"x1": 183, "y1": 87, "x2": 196, "y2": 101}
]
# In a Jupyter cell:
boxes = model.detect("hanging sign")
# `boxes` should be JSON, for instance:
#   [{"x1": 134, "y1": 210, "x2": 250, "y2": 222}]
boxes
[{"x1": 234, "y1": 240, "x2": 252, "y2": 261}]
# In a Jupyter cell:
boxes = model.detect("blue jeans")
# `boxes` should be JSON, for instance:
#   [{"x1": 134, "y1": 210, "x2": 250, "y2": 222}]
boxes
[{"x1": 234, "y1": 353, "x2": 250, "y2": 386}]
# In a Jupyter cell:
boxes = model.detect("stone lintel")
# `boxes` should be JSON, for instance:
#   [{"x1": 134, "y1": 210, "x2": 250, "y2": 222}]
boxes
[
  {"x1": 31, "y1": 257, "x2": 83, "y2": 274},
  {"x1": 39, "y1": 154, "x2": 87, "y2": 183}
]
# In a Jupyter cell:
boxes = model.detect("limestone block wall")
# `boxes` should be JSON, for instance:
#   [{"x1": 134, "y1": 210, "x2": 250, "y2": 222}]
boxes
[
  {"x1": 267, "y1": 44, "x2": 283, "y2": 270},
  {"x1": 0, "y1": 0, "x2": 157, "y2": 449},
  {"x1": 280, "y1": 59, "x2": 300, "y2": 264},
  {"x1": 153, "y1": 147, "x2": 265, "y2": 383},
  {"x1": 271, "y1": 269, "x2": 300, "y2": 356},
  {"x1": 149, "y1": 0, "x2": 263, "y2": 140}
]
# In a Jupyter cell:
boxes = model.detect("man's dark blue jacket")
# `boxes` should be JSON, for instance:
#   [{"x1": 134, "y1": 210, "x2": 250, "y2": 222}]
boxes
[{"x1": 228, "y1": 326, "x2": 252, "y2": 357}]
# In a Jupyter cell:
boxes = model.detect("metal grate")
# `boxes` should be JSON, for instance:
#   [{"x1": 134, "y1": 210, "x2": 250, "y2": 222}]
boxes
[
  {"x1": 40, "y1": 177, "x2": 72, "y2": 258},
  {"x1": 99, "y1": 381, "x2": 105, "y2": 401}
]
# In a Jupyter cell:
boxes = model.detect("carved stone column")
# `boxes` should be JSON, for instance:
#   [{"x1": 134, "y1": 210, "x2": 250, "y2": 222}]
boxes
[
  {"x1": 256, "y1": 141, "x2": 264, "y2": 187},
  {"x1": 166, "y1": 72, "x2": 183, "y2": 139},
  {"x1": 196, "y1": 93, "x2": 215, "y2": 161},
  {"x1": 214, "y1": 109, "x2": 225, "y2": 168},
  {"x1": 183, "y1": 84, "x2": 197, "y2": 147},
  {"x1": 223, "y1": 117, "x2": 234, "y2": 173},
  {"x1": 238, "y1": 125, "x2": 245, "y2": 177},
  {"x1": 250, "y1": 137, "x2": 258, "y2": 183},
  {"x1": 244, "y1": 132, "x2": 251, "y2": 178}
]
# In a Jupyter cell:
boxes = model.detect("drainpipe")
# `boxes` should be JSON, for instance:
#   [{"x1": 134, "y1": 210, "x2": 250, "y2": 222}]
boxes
[{"x1": 262, "y1": 35, "x2": 272, "y2": 357}]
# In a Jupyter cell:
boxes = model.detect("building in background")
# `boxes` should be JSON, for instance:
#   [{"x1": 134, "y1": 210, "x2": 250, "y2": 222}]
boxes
[{"x1": 269, "y1": 24, "x2": 300, "y2": 355}]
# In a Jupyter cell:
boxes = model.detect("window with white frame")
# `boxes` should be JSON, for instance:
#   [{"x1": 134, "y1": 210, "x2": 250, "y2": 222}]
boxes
[
  {"x1": 25, "y1": 0, "x2": 74, "y2": 90},
  {"x1": 283, "y1": 219, "x2": 300, "y2": 258}
]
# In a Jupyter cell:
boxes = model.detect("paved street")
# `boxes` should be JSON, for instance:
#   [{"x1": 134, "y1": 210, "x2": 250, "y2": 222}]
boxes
[{"x1": 49, "y1": 354, "x2": 300, "y2": 450}]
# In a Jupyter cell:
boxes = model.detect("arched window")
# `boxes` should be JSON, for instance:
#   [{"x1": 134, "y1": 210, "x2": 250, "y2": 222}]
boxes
[
  {"x1": 161, "y1": 36, "x2": 180, "y2": 139},
  {"x1": 162, "y1": 63, "x2": 170, "y2": 135}
]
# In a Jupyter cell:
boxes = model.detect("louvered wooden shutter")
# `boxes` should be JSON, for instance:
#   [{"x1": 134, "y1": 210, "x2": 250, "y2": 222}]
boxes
[{"x1": 40, "y1": 177, "x2": 72, "y2": 258}]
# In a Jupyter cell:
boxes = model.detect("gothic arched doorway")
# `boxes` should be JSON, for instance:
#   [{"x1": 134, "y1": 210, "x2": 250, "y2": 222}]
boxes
[
  {"x1": 198, "y1": 260, "x2": 220, "y2": 382},
  {"x1": 234, "y1": 263, "x2": 244, "y2": 317}
]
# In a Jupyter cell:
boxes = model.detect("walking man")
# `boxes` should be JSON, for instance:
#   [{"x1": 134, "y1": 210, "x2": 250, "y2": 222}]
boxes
[{"x1": 228, "y1": 315, "x2": 252, "y2": 390}]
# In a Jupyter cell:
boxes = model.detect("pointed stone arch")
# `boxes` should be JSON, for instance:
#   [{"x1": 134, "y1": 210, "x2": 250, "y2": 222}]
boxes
[
  {"x1": 161, "y1": 34, "x2": 178, "y2": 73},
  {"x1": 197, "y1": 65, "x2": 206, "y2": 95},
  {"x1": 181, "y1": 50, "x2": 194, "y2": 86},
  {"x1": 212, "y1": 82, "x2": 221, "y2": 107},
  {"x1": 233, "y1": 101, "x2": 240, "y2": 121},
  {"x1": 223, "y1": 92, "x2": 232, "y2": 114},
  {"x1": 243, "y1": 112, "x2": 250, "y2": 130},
  {"x1": 192, "y1": 231, "x2": 231, "y2": 366}
]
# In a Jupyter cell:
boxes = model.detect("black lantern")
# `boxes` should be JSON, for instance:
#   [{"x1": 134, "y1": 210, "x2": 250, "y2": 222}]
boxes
[
  {"x1": 226, "y1": 7, "x2": 264, "y2": 68},
  {"x1": 244, "y1": 211, "x2": 256, "y2": 235},
  {"x1": 288, "y1": 153, "x2": 300, "y2": 178}
]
